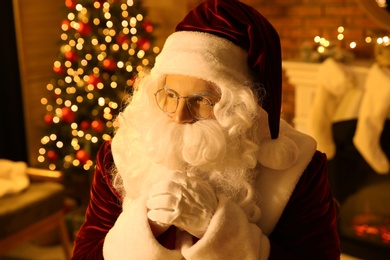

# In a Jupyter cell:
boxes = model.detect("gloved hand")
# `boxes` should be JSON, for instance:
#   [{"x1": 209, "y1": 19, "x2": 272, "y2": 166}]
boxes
[{"x1": 146, "y1": 173, "x2": 218, "y2": 238}]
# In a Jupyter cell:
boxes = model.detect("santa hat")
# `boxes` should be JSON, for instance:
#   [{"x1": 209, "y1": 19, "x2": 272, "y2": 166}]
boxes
[
  {"x1": 353, "y1": 64, "x2": 390, "y2": 174},
  {"x1": 152, "y1": 0, "x2": 298, "y2": 170}
]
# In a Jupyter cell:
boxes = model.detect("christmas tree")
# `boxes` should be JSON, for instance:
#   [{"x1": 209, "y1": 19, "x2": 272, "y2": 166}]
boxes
[{"x1": 38, "y1": 0, "x2": 159, "y2": 176}]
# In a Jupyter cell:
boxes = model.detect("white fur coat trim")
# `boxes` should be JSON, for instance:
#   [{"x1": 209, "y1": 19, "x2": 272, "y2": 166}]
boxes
[
  {"x1": 256, "y1": 121, "x2": 317, "y2": 235},
  {"x1": 104, "y1": 122, "x2": 316, "y2": 259},
  {"x1": 103, "y1": 194, "x2": 269, "y2": 259}
]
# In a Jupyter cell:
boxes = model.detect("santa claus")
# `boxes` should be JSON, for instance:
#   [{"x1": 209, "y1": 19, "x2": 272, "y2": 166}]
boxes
[{"x1": 72, "y1": 0, "x2": 340, "y2": 259}]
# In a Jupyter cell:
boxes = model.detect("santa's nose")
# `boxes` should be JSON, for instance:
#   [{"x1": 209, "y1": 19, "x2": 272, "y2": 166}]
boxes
[{"x1": 171, "y1": 99, "x2": 194, "y2": 124}]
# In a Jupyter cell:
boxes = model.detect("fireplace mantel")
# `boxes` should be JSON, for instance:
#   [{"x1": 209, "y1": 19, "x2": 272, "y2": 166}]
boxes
[{"x1": 282, "y1": 60, "x2": 371, "y2": 134}]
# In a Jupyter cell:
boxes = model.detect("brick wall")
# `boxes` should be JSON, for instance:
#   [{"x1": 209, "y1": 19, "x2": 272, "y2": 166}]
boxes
[
  {"x1": 188, "y1": 0, "x2": 386, "y2": 60},
  {"x1": 248, "y1": 0, "x2": 384, "y2": 60}
]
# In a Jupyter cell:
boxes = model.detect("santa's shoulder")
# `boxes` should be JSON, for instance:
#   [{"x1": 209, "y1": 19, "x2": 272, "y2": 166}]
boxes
[{"x1": 255, "y1": 120, "x2": 319, "y2": 235}]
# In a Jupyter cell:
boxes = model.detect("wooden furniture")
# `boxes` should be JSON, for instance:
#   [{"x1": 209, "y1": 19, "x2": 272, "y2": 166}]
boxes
[{"x1": 0, "y1": 167, "x2": 72, "y2": 259}]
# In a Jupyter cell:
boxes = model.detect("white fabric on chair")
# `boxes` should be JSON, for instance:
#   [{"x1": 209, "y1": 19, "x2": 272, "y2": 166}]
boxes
[{"x1": 0, "y1": 159, "x2": 29, "y2": 197}]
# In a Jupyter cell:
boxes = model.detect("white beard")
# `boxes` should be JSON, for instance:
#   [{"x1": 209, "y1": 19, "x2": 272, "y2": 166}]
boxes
[{"x1": 111, "y1": 76, "x2": 261, "y2": 221}]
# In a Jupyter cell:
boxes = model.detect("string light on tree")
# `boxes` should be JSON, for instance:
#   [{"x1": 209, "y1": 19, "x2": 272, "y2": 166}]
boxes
[{"x1": 38, "y1": 0, "x2": 159, "y2": 174}]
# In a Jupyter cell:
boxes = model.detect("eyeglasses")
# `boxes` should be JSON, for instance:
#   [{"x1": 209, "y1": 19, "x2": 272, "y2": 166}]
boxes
[{"x1": 154, "y1": 86, "x2": 217, "y2": 120}]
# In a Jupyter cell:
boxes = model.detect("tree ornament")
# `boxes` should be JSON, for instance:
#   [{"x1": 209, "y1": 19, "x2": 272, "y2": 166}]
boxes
[
  {"x1": 143, "y1": 20, "x2": 153, "y2": 33},
  {"x1": 76, "y1": 149, "x2": 91, "y2": 164},
  {"x1": 61, "y1": 19, "x2": 70, "y2": 31},
  {"x1": 53, "y1": 65, "x2": 66, "y2": 75},
  {"x1": 65, "y1": 0, "x2": 77, "y2": 10},
  {"x1": 137, "y1": 37, "x2": 151, "y2": 51},
  {"x1": 103, "y1": 58, "x2": 117, "y2": 71},
  {"x1": 61, "y1": 107, "x2": 76, "y2": 123},
  {"x1": 80, "y1": 120, "x2": 91, "y2": 131},
  {"x1": 87, "y1": 74, "x2": 103, "y2": 89},
  {"x1": 65, "y1": 50, "x2": 78, "y2": 62},
  {"x1": 77, "y1": 22, "x2": 92, "y2": 36},
  {"x1": 47, "y1": 150, "x2": 59, "y2": 162},
  {"x1": 44, "y1": 114, "x2": 54, "y2": 125},
  {"x1": 116, "y1": 34, "x2": 130, "y2": 45},
  {"x1": 91, "y1": 119, "x2": 105, "y2": 133}
]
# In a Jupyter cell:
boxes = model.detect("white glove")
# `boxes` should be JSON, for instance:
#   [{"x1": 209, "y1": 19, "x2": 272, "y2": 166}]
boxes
[{"x1": 146, "y1": 173, "x2": 218, "y2": 238}]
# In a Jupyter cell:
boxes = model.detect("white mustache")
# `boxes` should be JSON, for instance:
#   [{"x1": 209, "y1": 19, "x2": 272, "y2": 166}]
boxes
[{"x1": 141, "y1": 114, "x2": 227, "y2": 169}]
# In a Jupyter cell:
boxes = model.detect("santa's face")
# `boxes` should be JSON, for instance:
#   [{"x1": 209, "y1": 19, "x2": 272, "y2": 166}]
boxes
[
  {"x1": 143, "y1": 74, "x2": 226, "y2": 171},
  {"x1": 155, "y1": 74, "x2": 221, "y2": 124}
]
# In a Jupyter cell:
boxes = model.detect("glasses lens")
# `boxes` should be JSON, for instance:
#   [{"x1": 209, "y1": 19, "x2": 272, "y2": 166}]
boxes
[
  {"x1": 187, "y1": 95, "x2": 212, "y2": 119},
  {"x1": 155, "y1": 88, "x2": 178, "y2": 113}
]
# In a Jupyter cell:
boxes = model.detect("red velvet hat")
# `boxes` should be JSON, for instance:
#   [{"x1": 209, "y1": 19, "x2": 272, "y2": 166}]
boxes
[{"x1": 176, "y1": 0, "x2": 282, "y2": 140}]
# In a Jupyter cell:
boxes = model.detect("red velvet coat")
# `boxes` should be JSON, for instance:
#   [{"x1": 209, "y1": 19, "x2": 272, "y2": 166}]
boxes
[{"x1": 72, "y1": 140, "x2": 340, "y2": 259}]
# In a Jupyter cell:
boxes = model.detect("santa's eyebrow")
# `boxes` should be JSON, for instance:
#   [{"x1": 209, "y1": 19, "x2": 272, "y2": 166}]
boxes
[{"x1": 164, "y1": 86, "x2": 218, "y2": 98}]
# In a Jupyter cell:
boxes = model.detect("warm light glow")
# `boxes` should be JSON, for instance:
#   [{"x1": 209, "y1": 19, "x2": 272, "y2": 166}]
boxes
[
  {"x1": 136, "y1": 14, "x2": 143, "y2": 21},
  {"x1": 105, "y1": 36, "x2": 112, "y2": 43},
  {"x1": 112, "y1": 44, "x2": 120, "y2": 51},
  {"x1": 104, "y1": 12, "x2": 112, "y2": 20},
  {"x1": 68, "y1": 13, "x2": 75, "y2": 21},
  {"x1": 130, "y1": 17, "x2": 137, "y2": 27},
  {"x1": 137, "y1": 50, "x2": 145, "y2": 58},
  {"x1": 93, "y1": 18, "x2": 100, "y2": 25},
  {"x1": 98, "y1": 97, "x2": 105, "y2": 106},
  {"x1": 376, "y1": 0, "x2": 387, "y2": 8},
  {"x1": 349, "y1": 42, "x2": 357, "y2": 49},
  {"x1": 383, "y1": 36, "x2": 390, "y2": 46},
  {"x1": 41, "y1": 136, "x2": 50, "y2": 144},
  {"x1": 317, "y1": 46, "x2": 325, "y2": 53}
]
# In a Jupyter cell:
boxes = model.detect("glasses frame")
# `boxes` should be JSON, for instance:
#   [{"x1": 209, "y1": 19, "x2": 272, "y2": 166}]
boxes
[{"x1": 154, "y1": 86, "x2": 217, "y2": 120}]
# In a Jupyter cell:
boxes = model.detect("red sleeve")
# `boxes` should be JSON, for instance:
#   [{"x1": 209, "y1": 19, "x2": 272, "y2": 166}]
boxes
[
  {"x1": 71, "y1": 140, "x2": 122, "y2": 260},
  {"x1": 269, "y1": 151, "x2": 341, "y2": 260}
]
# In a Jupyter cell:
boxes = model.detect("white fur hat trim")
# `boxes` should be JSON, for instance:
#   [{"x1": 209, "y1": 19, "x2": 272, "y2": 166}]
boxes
[{"x1": 151, "y1": 31, "x2": 253, "y2": 85}]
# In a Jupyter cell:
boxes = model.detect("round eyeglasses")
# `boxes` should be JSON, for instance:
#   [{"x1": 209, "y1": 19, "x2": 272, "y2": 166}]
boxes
[{"x1": 154, "y1": 86, "x2": 217, "y2": 120}]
